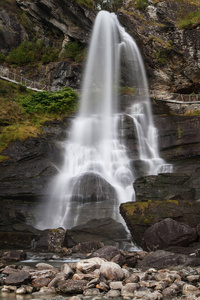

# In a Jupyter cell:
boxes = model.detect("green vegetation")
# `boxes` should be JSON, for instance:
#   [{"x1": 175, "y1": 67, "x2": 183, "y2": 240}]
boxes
[
  {"x1": 5, "y1": 39, "x2": 60, "y2": 66},
  {"x1": 185, "y1": 110, "x2": 200, "y2": 116},
  {"x1": 0, "y1": 80, "x2": 78, "y2": 160},
  {"x1": 178, "y1": 11, "x2": 200, "y2": 29},
  {"x1": 63, "y1": 41, "x2": 86, "y2": 63},
  {"x1": 22, "y1": 88, "x2": 78, "y2": 114},
  {"x1": 76, "y1": 0, "x2": 94, "y2": 8},
  {"x1": 120, "y1": 86, "x2": 135, "y2": 95},
  {"x1": 152, "y1": 49, "x2": 169, "y2": 65},
  {"x1": 0, "y1": 0, "x2": 20, "y2": 13},
  {"x1": 75, "y1": 0, "x2": 123, "y2": 12},
  {"x1": 135, "y1": 0, "x2": 148, "y2": 11}
]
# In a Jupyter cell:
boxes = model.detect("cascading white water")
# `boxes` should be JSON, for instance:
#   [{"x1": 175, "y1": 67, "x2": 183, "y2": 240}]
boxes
[{"x1": 37, "y1": 11, "x2": 172, "y2": 230}]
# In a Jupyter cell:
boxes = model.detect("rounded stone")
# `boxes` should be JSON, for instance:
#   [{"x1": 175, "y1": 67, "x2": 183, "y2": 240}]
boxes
[{"x1": 100, "y1": 262, "x2": 124, "y2": 281}]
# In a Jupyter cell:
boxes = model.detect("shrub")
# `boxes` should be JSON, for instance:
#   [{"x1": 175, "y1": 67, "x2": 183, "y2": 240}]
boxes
[
  {"x1": 135, "y1": 0, "x2": 148, "y2": 10},
  {"x1": 64, "y1": 41, "x2": 85, "y2": 62},
  {"x1": 6, "y1": 39, "x2": 60, "y2": 66},
  {"x1": 76, "y1": 0, "x2": 94, "y2": 8},
  {"x1": 22, "y1": 87, "x2": 78, "y2": 115},
  {"x1": 19, "y1": 84, "x2": 27, "y2": 92},
  {"x1": 6, "y1": 40, "x2": 35, "y2": 65},
  {"x1": 178, "y1": 11, "x2": 200, "y2": 29},
  {"x1": 0, "y1": 52, "x2": 6, "y2": 63}
]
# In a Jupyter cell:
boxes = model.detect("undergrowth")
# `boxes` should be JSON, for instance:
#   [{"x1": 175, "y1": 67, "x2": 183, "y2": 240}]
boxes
[
  {"x1": 178, "y1": 11, "x2": 200, "y2": 29},
  {"x1": 0, "y1": 80, "x2": 78, "y2": 161}
]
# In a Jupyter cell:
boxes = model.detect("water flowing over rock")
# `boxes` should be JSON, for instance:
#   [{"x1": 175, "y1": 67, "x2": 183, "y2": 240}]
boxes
[{"x1": 37, "y1": 10, "x2": 171, "y2": 231}]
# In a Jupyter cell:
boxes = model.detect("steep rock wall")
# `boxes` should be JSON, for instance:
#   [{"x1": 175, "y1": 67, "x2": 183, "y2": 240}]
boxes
[{"x1": 118, "y1": 1, "x2": 200, "y2": 93}]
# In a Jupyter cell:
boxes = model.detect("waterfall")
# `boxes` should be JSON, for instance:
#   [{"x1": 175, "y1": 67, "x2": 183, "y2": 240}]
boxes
[{"x1": 37, "y1": 11, "x2": 172, "y2": 230}]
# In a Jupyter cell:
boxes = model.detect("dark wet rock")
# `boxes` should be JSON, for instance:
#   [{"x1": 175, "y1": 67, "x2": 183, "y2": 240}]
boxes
[
  {"x1": 0, "y1": 118, "x2": 70, "y2": 200},
  {"x1": 89, "y1": 246, "x2": 121, "y2": 261},
  {"x1": 63, "y1": 217, "x2": 129, "y2": 248},
  {"x1": 134, "y1": 172, "x2": 194, "y2": 202},
  {"x1": 32, "y1": 277, "x2": 52, "y2": 289},
  {"x1": 0, "y1": 231, "x2": 39, "y2": 250},
  {"x1": 144, "y1": 218, "x2": 198, "y2": 251},
  {"x1": 0, "y1": 250, "x2": 26, "y2": 262},
  {"x1": 154, "y1": 114, "x2": 200, "y2": 161},
  {"x1": 121, "y1": 252, "x2": 138, "y2": 268},
  {"x1": 4, "y1": 270, "x2": 31, "y2": 285},
  {"x1": 136, "y1": 250, "x2": 200, "y2": 269},
  {"x1": 72, "y1": 241, "x2": 104, "y2": 254},
  {"x1": 3, "y1": 265, "x2": 19, "y2": 275},
  {"x1": 71, "y1": 172, "x2": 117, "y2": 203},
  {"x1": 111, "y1": 253, "x2": 126, "y2": 267},
  {"x1": 47, "y1": 228, "x2": 66, "y2": 252},
  {"x1": 57, "y1": 279, "x2": 88, "y2": 294},
  {"x1": 120, "y1": 198, "x2": 200, "y2": 248}
]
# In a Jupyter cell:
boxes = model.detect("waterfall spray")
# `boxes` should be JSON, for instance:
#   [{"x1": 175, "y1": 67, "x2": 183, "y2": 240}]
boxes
[{"x1": 37, "y1": 11, "x2": 172, "y2": 230}]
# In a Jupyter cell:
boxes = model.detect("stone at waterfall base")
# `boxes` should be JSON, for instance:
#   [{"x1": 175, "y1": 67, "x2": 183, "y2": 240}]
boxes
[{"x1": 1, "y1": 245, "x2": 200, "y2": 299}]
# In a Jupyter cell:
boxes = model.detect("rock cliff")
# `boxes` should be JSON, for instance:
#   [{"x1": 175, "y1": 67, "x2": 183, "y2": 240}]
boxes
[
  {"x1": 118, "y1": 1, "x2": 200, "y2": 93},
  {"x1": 0, "y1": 0, "x2": 200, "y2": 250},
  {"x1": 0, "y1": 0, "x2": 199, "y2": 91}
]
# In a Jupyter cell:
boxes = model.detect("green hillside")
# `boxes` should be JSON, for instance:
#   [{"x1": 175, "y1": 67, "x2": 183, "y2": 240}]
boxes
[{"x1": 0, "y1": 80, "x2": 78, "y2": 161}]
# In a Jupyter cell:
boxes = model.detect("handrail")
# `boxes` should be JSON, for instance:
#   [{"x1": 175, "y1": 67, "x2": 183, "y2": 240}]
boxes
[
  {"x1": 0, "y1": 66, "x2": 199, "y2": 102},
  {"x1": 0, "y1": 66, "x2": 60, "y2": 92}
]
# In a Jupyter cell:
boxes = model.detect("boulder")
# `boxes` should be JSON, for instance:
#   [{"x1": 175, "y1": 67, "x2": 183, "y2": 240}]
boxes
[
  {"x1": 100, "y1": 262, "x2": 124, "y2": 281},
  {"x1": 35, "y1": 263, "x2": 54, "y2": 270},
  {"x1": 32, "y1": 277, "x2": 51, "y2": 289},
  {"x1": 120, "y1": 199, "x2": 200, "y2": 248},
  {"x1": 57, "y1": 279, "x2": 88, "y2": 294},
  {"x1": 76, "y1": 257, "x2": 105, "y2": 273},
  {"x1": 64, "y1": 217, "x2": 129, "y2": 248},
  {"x1": 5, "y1": 270, "x2": 31, "y2": 285},
  {"x1": 47, "y1": 228, "x2": 66, "y2": 252},
  {"x1": 60, "y1": 264, "x2": 73, "y2": 278},
  {"x1": 90, "y1": 246, "x2": 121, "y2": 261},
  {"x1": 121, "y1": 283, "x2": 139, "y2": 297},
  {"x1": 143, "y1": 218, "x2": 198, "y2": 251},
  {"x1": 72, "y1": 241, "x2": 103, "y2": 253},
  {"x1": 136, "y1": 250, "x2": 200, "y2": 269},
  {"x1": 71, "y1": 172, "x2": 117, "y2": 203},
  {"x1": 0, "y1": 250, "x2": 26, "y2": 262}
]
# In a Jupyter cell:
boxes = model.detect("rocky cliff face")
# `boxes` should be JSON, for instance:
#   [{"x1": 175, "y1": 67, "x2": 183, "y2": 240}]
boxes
[
  {"x1": 16, "y1": 0, "x2": 95, "y2": 44},
  {"x1": 0, "y1": 0, "x2": 96, "y2": 88},
  {"x1": 0, "y1": 1, "x2": 199, "y2": 92},
  {"x1": 118, "y1": 1, "x2": 200, "y2": 93}
]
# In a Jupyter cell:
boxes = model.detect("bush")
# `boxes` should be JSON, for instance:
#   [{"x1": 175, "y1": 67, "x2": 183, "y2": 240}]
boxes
[
  {"x1": 76, "y1": 0, "x2": 94, "y2": 8},
  {"x1": 135, "y1": 0, "x2": 148, "y2": 10},
  {"x1": 22, "y1": 87, "x2": 78, "y2": 115},
  {"x1": 0, "y1": 52, "x2": 6, "y2": 63},
  {"x1": 6, "y1": 39, "x2": 60, "y2": 66},
  {"x1": 19, "y1": 84, "x2": 27, "y2": 92},
  {"x1": 6, "y1": 40, "x2": 35, "y2": 65},
  {"x1": 64, "y1": 41, "x2": 85, "y2": 62},
  {"x1": 178, "y1": 11, "x2": 200, "y2": 29}
]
